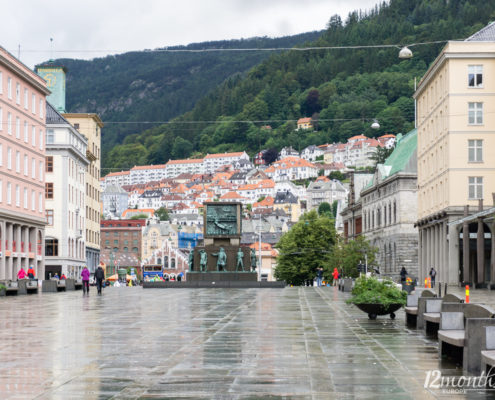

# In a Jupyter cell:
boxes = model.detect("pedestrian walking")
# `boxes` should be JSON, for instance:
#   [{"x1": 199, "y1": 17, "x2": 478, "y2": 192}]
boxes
[
  {"x1": 332, "y1": 267, "x2": 339, "y2": 286},
  {"x1": 95, "y1": 263, "x2": 105, "y2": 295},
  {"x1": 400, "y1": 267, "x2": 408, "y2": 283},
  {"x1": 316, "y1": 267, "x2": 323, "y2": 287},
  {"x1": 81, "y1": 266, "x2": 90, "y2": 294},
  {"x1": 429, "y1": 267, "x2": 436, "y2": 288}
]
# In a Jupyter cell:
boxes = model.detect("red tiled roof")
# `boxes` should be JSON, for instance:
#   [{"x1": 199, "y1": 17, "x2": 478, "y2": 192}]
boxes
[
  {"x1": 205, "y1": 152, "x2": 245, "y2": 159},
  {"x1": 130, "y1": 164, "x2": 166, "y2": 171}
]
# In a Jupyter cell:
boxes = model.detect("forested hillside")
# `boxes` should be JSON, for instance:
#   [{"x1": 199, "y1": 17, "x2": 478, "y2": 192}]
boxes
[
  {"x1": 59, "y1": 32, "x2": 322, "y2": 154},
  {"x1": 103, "y1": 0, "x2": 495, "y2": 171}
]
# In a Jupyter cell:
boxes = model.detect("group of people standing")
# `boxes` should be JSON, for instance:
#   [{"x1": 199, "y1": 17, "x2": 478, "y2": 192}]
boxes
[
  {"x1": 16, "y1": 265, "x2": 36, "y2": 280},
  {"x1": 400, "y1": 266, "x2": 436, "y2": 287},
  {"x1": 315, "y1": 267, "x2": 341, "y2": 287}
]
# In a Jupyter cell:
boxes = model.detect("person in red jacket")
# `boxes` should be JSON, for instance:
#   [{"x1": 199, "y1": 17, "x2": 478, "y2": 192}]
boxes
[
  {"x1": 332, "y1": 267, "x2": 339, "y2": 286},
  {"x1": 27, "y1": 265, "x2": 35, "y2": 279}
]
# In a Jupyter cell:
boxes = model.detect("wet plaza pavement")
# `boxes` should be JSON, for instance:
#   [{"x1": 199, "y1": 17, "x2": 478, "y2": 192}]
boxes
[{"x1": 0, "y1": 286, "x2": 494, "y2": 399}]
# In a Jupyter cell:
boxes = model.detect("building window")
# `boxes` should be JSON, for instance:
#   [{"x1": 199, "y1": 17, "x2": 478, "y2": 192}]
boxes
[
  {"x1": 7, "y1": 77, "x2": 12, "y2": 99},
  {"x1": 15, "y1": 185, "x2": 20, "y2": 207},
  {"x1": 7, "y1": 112, "x2": 12, "y2": 134},
  {"x1": 123, "y1": 247, "x2": 128, "y2": 252},
  {"x1": 32, "y1": 158, "x2": 36, "y2": 178},
  {"x1": 24, "y1": 121, "x2": 28, "y2": 142},
  {"x1": 32, "y1": 126, "x2": 36, "y2": 146},
  {"x1": 0, "y1": 71, "x2": 2, "y2": 93},
  {"x1": 31, "y1": 190, "x2": 35, "y2": 211},
  {"x1": 114, "y1": 240, "x2": 118, "y2": 245},
  {"x1": 468, "y1": 65, "x2": 483, "y2": 88},
  {"x1": 468, "y1": 102, "x2": 483, "y2": 125},
  {"x1": 46, "y1": 156, "x2": 53, "y2": 172},
  {"x1": 468, "y1": 177, "x2": 483, "y2": 200},
  {"x1": 39, "y1": 130, "x2": 43, "y2": 150},
  {"x1": 39, "y1": 161, "x2": 43, "y2": 181},
  {"x1": 132, "y1": 247, "x2": 138, "y2": 252},
  {"x1": 24, "y1": 89, "x2": 28, "y2": 109},
  {"x1": 45, "y1": 209, "x2": 53, "y2": 225},
  {"x1": 16, "y1": 117, "x2": 20, "y2": 138},
  {"x1": 32, "y1": 94, "x2": 36, "y2": 114},
  {"x1": 15, "y1": 151, "x2": 20, "y2": 173},
  {"x1": 23, "y1": 188, "x2": 27, "y2": 209},
  {"x1": 39, "y1": 193, "x2": 42, "y2": 212},
  {"x1": 45, "y1": 239, "x2": 58, "y2": 256},
  {"x1": 0, "y1": 180, "x2": 2, "y2": 203},
  {"x1": 468, "y1": 139, "x2": 483, "y2": 163},
  {"x1": 7, "y1": 182, "x2": 11, "y2": 204},
  {"x1": 45, "y1": 182, "x2": 54, "y2": 199},
  {"x1": 40, "y1": 99, "x2": 44, "y2": 119},
  {"x1": 46, "y1": 129, "x2": 55, "y2": 144},
  {"x1": 0, "y1": 107, "x2": 2, "y2": 131},
  {"x1": 7, "y1": 148, "x2": 11, "y2": 169},
  {"x1": 15, "y1": 83, "x2": 20, "y2": 104}
]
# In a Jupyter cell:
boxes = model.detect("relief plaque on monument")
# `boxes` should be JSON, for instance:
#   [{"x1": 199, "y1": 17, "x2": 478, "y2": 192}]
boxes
[{"x1": 204, "y1": 202, "x2": 242, "y2": 238}]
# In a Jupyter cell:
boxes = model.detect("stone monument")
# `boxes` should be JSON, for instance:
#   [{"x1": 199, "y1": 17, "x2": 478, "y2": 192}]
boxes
[{"x1": 187, "y1": 202, "x2": 257, "y2": 283}]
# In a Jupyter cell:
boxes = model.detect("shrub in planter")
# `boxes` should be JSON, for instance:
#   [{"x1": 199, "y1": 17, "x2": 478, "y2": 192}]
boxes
[
  {"x1": 346, "y1": 276, "x2": 407, "y2": 319},
  {"x1": 0, "y1": 283, "x2": 6, "y2": 296}
]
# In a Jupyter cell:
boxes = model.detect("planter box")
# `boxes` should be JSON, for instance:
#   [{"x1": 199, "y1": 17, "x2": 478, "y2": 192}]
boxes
[{"x1": 355, "y1": 303, "x2": 403, "y2": 320}]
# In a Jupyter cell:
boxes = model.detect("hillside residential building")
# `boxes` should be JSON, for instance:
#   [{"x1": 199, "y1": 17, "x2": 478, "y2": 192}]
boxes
[
  {"x1": 63, "y1": 113, "x2": 103, "y2": 273},
  {"x1": 264, "y1": 157, "x2": 318, "y2": 182},
  {"x1": 165, "y1": 159, "x2": 204, "y2": 178},
  {"x1": 280, "y1": 146, "x2": 299, "y2": 158},
  {"x1": 102, "y1": 170, "x2": 130, "y2": 190},
  {"x1": 414, "y1": 24, "x2": 495, "y2": 286},
  {"x1": 137, "y1": 189, "x2": 163, "y2": 209},
  {"x1": 44, "y1": 103, "x2": 89, "y2": 279},
  {"x1": 297, "y1": 117, "x2": 313, "y2": 130},
  {"x1": 102, "y1": 184, "x2": 128, "y2": 219},
  {"x1": 301, "y1": 145, "x2": 324, "y2": 162},
  {"x1": 273, "y1": 191, "x2": 301, "y2": 222},
  {"x1": 130, "y1": 164, "x2": 166, "y2": 185},
  {"x1": 306, "y1": 178, "x2": 348, "y2": 210},
  {"x1": 361, "y1": 129, "x2": 418, "y2": 278},
  {"x1": 203, "y1": 152, "x2": 249, "y2": 174},
  {"x1": 0, "y1": 46, "x2": 50, "y2": 281}
]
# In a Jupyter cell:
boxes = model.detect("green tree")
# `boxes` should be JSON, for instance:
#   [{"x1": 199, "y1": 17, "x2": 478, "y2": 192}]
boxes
[
  {"x1": 171, "y1": 137, "x2": 193, "y2": 159},
  {"x1": 275, "y1": 211, "x2": 337, "y2": 285},
  {"x1": 371, "y1": 146, "x2": 394, "y2": 166},
  {"x1": 155, "y1": 207, "x2": 169, "y2": 221},
  {"x1": 130, "y1": 214, "x2": 149, "y2": 220},
  {"x1": 317, "y1": 202, "x2": 332, "y2": 216},
  {"x1": 332, "y1": 236, "x2": 378, "y2": 278}
]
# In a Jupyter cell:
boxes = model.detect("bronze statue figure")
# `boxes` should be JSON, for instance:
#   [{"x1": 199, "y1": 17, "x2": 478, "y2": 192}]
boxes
[
  {"x1": 250, "y1": 248, "x2": 257, "y2": 271},
  {"x1": 188, "y1": 249, "x2": 195, "y2": 271},
  {"x1": 212, "y1": 247, "x2": 227, "y2": 271},
  {"x1": 236, "y1": 248, "x2": 244, "y2": 271},
  {"x1": 199, "y1": 249, "x2": 208, "y2": 272}
]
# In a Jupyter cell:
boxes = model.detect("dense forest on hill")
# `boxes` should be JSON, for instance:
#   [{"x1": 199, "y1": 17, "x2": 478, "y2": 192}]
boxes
[
  {"x1": 58, "y1": 32, "x2": 322, "y2": 154},
  {"x1": 99, "y1": 0, "x2": 495, "y2": 171}
]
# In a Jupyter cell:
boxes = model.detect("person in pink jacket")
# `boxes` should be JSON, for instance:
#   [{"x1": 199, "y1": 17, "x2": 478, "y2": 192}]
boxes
[
  {"x1": 332, "y1": 267, "x2": 339, "y2": 286},
  {"x1": 17, "y1": 267, "x2": 27, "y2": 280},
  {"x1": 81, "y1": 266, "x2": 90, "y2": 294}
]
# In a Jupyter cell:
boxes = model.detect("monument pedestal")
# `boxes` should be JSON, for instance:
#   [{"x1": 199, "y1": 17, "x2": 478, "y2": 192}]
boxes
[{"x1": 187, "y1": 271, "x2": 257, "y2": 282}]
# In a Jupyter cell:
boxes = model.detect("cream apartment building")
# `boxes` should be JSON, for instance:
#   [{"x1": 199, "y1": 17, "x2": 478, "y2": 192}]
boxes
[
  {"x1": 63, "y1": 113, "x2": 103, "y2": 273},
  {"x1": 415, "y1": 23, "x2": 495, "y2": 286}
]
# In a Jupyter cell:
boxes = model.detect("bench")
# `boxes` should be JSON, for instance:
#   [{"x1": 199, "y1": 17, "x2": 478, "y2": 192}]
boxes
[
  {"x1": 74, "y1": 279, "x2": 83, "y2": 290},
  {"x1": 481, "y1": 326, "x2": 495, "y2": 378},
  {"x1": 4, "y1": 281, "x2": 18, "y2": 295},
  {"x1": 411, "y1": 289, "x2": 437, "y2": 329},
  {"x1": 438, "y1": 304, "x2": 495, "y2": 375},
  {"x1": 56, "y1": 279, "x2": 66, "y2": 291},
  {"x1": 423, "y1": 294, "x2": 465, "y2": 336},
  {"x1": 17, "y1": 279, "x2": 38, "y2": 295}
]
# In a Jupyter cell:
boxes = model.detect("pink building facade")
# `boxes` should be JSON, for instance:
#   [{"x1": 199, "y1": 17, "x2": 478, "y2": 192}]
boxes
[{"x1": 0, "y1": 46, "x2": 49, "y2": 281}]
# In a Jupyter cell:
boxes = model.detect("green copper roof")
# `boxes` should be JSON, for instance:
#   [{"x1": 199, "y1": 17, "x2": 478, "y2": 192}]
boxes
[
  {"x1": 384, "y1": 128, "x2": 417, "y2": 177},
  {"x1": 362, "y1": 128, "x2": 417, "y2": 191}
]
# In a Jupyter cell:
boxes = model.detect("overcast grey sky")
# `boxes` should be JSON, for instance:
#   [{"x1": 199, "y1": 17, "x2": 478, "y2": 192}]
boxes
[{"x1": 2, "y1": 0, "x2": 380, "y2": 68}]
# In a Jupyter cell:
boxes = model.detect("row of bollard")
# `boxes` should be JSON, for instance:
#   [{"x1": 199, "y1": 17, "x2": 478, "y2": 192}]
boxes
[{"x1": 423, "y1": 278, "x2": 469, "y2": 303}]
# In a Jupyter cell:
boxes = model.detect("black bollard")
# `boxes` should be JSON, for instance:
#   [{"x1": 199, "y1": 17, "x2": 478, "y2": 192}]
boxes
[
  {"x1": 438, "y1": 282, "x2": 442, "y2": 297},
  {"x1": 444, "y1": 283, "x2": 448, "y2": 296}
]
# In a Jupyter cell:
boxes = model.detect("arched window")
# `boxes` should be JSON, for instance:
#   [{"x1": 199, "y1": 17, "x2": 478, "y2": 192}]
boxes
[
  {"x1": 157, "y1": 257, "x2": 162, "y2": 264},
  {"x1": 45, "y1": 239, "x2": 58, "y2": 256},
  {"x1": 113, "y1": 247, "x2": 118, "y2": 252},
  {"x1": 132, "y1": 247, "x2": 138, "y2": 253},
  {"x1": 123, "y1": 247, "x2": 128, "y2": 252}
]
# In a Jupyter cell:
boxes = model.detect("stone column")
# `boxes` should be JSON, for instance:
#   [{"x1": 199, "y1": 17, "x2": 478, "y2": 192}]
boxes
[
  {"x1": 463, "y1": 206, "x2": 470, "y2": 284},
  {"x1": 6, "y1": 222, "x2": 13, "y2": 280},
  {"x1": 418, "y1": 229, "x2": 422, "y2": 281},
  {"x1": 448, "y1": 223, "x2": 459, "y2": 285},
  {"x1": 0, "y1": 220, "x2": 5, "y2": 280},
  {"x1": 477, "y1": 200, "x2": 485, "y2": 285}
]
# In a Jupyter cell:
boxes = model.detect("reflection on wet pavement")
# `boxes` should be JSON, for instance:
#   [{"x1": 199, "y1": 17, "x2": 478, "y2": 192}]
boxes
[{"x1": 0, "y1": 286, "x2": 493, "y2": 399}]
